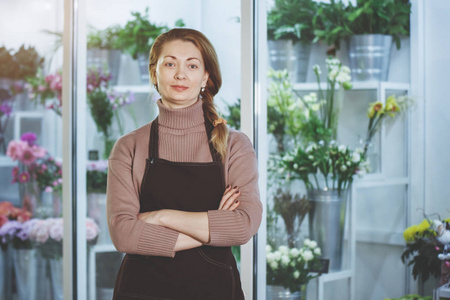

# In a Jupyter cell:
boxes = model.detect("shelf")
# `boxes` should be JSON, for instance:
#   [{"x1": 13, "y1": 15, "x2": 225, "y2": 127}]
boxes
[
  {"x1": 0, "y1": 155, "x2": 16, "y2": 167},
  {"x1": 293, "y1": 81, "x2": 410, "y2": 92},
  {"x1": 320, "y1": 270, "x2": 353, "y2": 283},
  {"x1": 92, "y1": 243, "x2": 117, "y2": 253},
  {"x1": 355, "y1": 177, "x2": 409, "y2": 189}
]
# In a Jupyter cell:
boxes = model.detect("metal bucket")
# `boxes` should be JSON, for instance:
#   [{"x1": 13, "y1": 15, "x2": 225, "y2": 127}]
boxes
[
  {"x1": 266, "y1": 285, "x2": 306, "y2": 300},
  {"x1": 268, "y1": 40, "x2": 311, "y2": 83},
  {"x1": 87, "y1": 49, "x2": 122, "y2": 85},
  {"x1": 308, "y1": 189, "x2": 347, "y2": 272},
  {"x1": 347, "y1": 34, "x2": 393, "y2": 82}
]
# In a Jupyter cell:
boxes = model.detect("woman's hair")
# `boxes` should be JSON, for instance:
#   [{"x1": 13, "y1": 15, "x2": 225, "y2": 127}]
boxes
[{"x1": 149, "y1": 28, "x2": 228, "y2": 161}]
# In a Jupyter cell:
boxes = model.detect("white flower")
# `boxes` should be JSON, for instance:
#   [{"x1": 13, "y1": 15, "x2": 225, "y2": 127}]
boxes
[
  {"x1": 346, "y1": 161, "x2": 351, "y2": 166},
  {"x1": 341, "y1": 66, "x2": 351, "y2": 74},
  {"x1": 338, "y1": 145, "x2": 347, "y2": 153},
  {"x1": 270, "y1": 261, "x2": 279, "y2": 270},
  {"x1": 308, "y1": 241, "x2": 317, "y2": 248},
  {"x1": 302, "y1": 250, "x2": 314, "y2": 262},
  {"x1": 340, "y1": 165, "x2": 347, "y2": 172},
  {"x1": 279, "y1": 246, "x2": 289, "y2": 255},
  {"x1": 355, "y1": 147, "x2": 364, "y2": 154},
  {"x1": 266, "y1": 245, "x2": 272, "y2": 253},
  {"x1": 267, "y1": 253, "x2": 275, "y2": 263},
  {"x1": 313, "y1": 64, "x2": 321, "y2": 75},
  {"x1": 293, "y1": 271, "x2": 300, "y2": 279},
  {"x1": 351, "y1": 152, "x2": 361, "y2": 163},
  {"x1": 305, "y1": 144, "x2": 317, "y2": 153},
  {"x1": 293, "y1": 163, "x2": 299, "y2": 169},
  {"x1": 311, "y1": 103, "x2": 320, "y2": 111},
  {"x1": 314, "y1": 247, "x2": 322, "y2": 255},
  {"x1": 274, "y1": 251, "x2": 282, "y2": 261},
  {"x1": 336, "y1": 72, "x2": 351, "y2": 84},
  {"x1": 318, "y1": 140, "x2": 324, "y2": 146},
  {"x1": 304, "y1": 239, "x2": 311, "y2": 247},
  {"x1": 328, "y1": 69, "x2": 338, "y2": 81},
  {"x1": 308, "y1": 155, "x2": 314, "y2": 160},
  {"x1": 281, "y1": 255, "x2": 290, "y2": 266},
  {"x1": 290, "y1": 248, "x2": 300, "y2": 257}
]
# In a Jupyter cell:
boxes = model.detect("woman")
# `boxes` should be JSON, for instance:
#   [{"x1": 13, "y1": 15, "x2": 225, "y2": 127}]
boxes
[{"x1": 107, "y1": 28, "x2": 262, "y2": 300}]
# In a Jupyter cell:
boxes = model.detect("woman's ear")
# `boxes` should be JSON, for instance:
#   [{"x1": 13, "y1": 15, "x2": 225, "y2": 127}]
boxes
[{"x1": 202, "y1": 72, "x2": 209, "y2": 88}]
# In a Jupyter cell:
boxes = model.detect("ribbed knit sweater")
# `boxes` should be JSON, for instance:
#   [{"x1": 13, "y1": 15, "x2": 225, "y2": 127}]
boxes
[{"x1": 107, "y1": 99, "x2": 262, "y2": 257}]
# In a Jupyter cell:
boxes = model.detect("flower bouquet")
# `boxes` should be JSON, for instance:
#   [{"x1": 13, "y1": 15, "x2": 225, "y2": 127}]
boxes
[
  {"x1": 363, "y1": 94, "x2": 414, "y2": 156},
  {"x1": 86, "y1": 67, "x2": 135, "y2": 158},
  {"x1": 401, "y1": 216, "x2": 450, "y2": 285},
  {"x1": 86, "y1": 160, "x2": 108, "y2": 194},
  {"x1": 0, "y1": 219, "x2": 39, "y2": 250},
  {"x1": 25, "y1": 69, "x2": 62, "y2": 115},
  {"x1": 0, "y1": 202, "x2": 32, "y2": 250},
  {"x1": 30, "y1": 217, "x2": 100, "y2": 260},
  {"x1": 266, "y1": 239, "x2": 324, "y2": 293},
  {"x1": 7, "y1": 132, "x2": 63, "y2": 217}
]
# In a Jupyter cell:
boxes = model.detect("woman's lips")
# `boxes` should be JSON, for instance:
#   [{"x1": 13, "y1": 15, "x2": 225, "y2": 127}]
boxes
[{"x1": 171, "y1": 85, "x2": 188, "y2": 91}]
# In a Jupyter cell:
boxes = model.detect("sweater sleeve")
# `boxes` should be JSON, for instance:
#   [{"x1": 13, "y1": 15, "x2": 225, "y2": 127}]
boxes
[
  {"x1": 206, "y1": 132, "x2": 263, "y2": 246},
  {"x1": 106, "y1": 135, "x2": 179, "y2": 257}
]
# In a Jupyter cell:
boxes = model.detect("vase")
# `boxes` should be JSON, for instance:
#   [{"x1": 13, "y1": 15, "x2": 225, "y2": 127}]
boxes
[
  {"x1": 87, "y1": 49, "x2": 122, "y2": 86},
  {"x1": 308, "y1": 189, "x2": 348, "y2": 272},
  {"x1": 346, "y1": 34, "x2": 393, "y2": 82},
  {"x1": 38, "y1": 191, "x2": 62, "y2": 218},
  {"x1": 137, "y1": 53, "x2": 150, "y2": 85},
  {"x1": 266, "y1": 284, "x2": 307, "y2": 300},
  {"x1": 12, "y1": 248, "x2": 37, "y2": 300},
  {"x1": 49, "y1": 258, "x2": 63, "y2": 300},
  {"x1": 268, "y1": 40, "x2": 311, "y2": 83},
  {"x1": 2, "y1": 247, "x2": 14, "y2": 300},
  {"x1": 17, "y1": 167, "x2": 40, "y2": 217},
  {"x1": 87, "y1": 193, "x2": 111, "y2": 245}
]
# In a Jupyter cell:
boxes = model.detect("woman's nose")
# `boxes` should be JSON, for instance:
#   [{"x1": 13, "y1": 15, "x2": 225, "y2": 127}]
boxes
[{"x1": 174, "y1": 66, "x2": 186, "y2": 80}]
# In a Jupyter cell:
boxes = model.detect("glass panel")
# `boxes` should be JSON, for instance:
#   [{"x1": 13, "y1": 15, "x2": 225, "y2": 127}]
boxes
[
  {"x1": 384, "y1": 90, "x2": 409, "y2": 178},
  {"x1": 0, "y1": 1, "x2": 65, "y2": 299},
  {"x1": 262, "y1": 0, "x2": 411, "y2": 299},
  {"x1": 84, "y1": 0, "x2": 241, "y2": 298}
]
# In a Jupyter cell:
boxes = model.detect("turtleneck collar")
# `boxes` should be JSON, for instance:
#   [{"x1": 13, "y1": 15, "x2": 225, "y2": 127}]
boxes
[{"x1": 157, "y1": 99, "x2": 205, "y2": 129}]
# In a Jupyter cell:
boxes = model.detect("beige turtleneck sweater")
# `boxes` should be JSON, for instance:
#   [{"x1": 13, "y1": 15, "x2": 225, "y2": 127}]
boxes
[{"x1": 107, "y1": 99, "x2": 262, "y2": 257}]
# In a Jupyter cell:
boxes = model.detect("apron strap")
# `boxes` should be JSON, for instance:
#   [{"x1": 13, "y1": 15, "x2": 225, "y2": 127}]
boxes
[
  {"x1": 148, "y1": 117, "x2": 159, "y2": 159},
  {"x1": 148, "y1": 114, "x2": 221, "y2": 162}
]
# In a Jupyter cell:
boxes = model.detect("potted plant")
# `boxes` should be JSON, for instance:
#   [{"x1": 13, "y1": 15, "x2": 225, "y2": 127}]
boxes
[
  {"x1": 87, "y1": 25, "x2": 123, "y2": 85},
  {"x1": 0, "y1": 47, "x2": 19, "y2": 91},
  {"x1": 267, "y1": 0, "x2": 319, "y2": 82},
  {"x1": 116, "y1": 7, "x2": 184, "y2": 84},
  {"x1": 271, "y1": 58, "x2": 370, "y2": 271},
  {"x1": 314, "y1": 0, "x2": 411, "y2": 81},
  {"x1": 266, "y1": 240, "x2": 324, "y2": 299}
]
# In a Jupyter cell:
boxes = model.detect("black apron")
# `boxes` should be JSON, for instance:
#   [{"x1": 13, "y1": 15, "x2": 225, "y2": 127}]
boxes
[{"x1": 113, "y1": 117, "x2": 244, "y2": 300}]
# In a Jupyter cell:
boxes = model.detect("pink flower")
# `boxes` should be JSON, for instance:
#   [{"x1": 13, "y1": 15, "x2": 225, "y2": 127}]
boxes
[
  {"x1": 18, "y1": 172, "x2": 30, "y2": 183},
  {"x1": 38, "y1": 85, "x2": 46, "y2": 92},
  {"x1": 35, "y1": 226, "x2": 49, "y2": 243},
  {"x1": 44, "y1": 186, "x2": 53, "y2": 193},
  {"x1": 31, "y1": 145, "x2": 46, "y2": 159},
  {"x1": 436, "y1": 246, "x2": 440, "y2": 251},
  {"x1": 86, "y1": 218, "x2": 99, "y2": 241},
  {"x1": 6, "y1": 140, "x2": 27, "y2": 160},
  {"x1": 0, "y1": 215, "x2": 8, "y2": 227},
  {"x1": 21, "y1": 148, "x2": 37, "y2": 165},
  {"x1": 49, "y1": 221, "x2": 63, "y2": 242},
  {"x1": 446, "y1": 261, "x2": 450, "y2": 267}
]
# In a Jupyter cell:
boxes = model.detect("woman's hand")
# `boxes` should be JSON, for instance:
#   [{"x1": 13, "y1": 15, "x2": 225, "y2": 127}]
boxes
[
  {"x1": 218, "y1": 185, "x2": 240, "y2": 211},
  {"x1": 138, "y1": 210, "x2": 161, "y2": 225}
]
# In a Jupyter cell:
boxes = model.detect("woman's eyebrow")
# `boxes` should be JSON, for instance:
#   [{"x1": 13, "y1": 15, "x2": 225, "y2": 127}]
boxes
[{"x1": 164, "y1": 55, "x2": 201, "y2": 61}]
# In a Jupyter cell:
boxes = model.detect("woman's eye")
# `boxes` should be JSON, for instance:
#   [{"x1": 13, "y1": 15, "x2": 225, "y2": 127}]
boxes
[
  {"x1": 166, "y1": 62, "x2": 175, "y2": 67},
  {"x1": 189, "y1": 64, "x2": 198, "y2": 69}
]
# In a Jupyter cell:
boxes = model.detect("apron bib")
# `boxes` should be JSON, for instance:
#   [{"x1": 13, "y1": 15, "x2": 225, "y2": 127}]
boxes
[{"x1": 113, "y1": 117, "x2": 244, "y2": 300}]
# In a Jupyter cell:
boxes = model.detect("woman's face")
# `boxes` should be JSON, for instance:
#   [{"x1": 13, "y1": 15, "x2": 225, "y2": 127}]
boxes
[{"x1": 155, "y1": 40, "x2": 209, "y2": 109}]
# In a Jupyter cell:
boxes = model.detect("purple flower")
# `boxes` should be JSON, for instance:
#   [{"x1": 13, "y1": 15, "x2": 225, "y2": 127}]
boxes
[
  {"x1": 20, "y1": 132, "x2": 37, "y2": 145},
  {"x1": 0, "y1": 103, "x2": 12, "y2": 117}
]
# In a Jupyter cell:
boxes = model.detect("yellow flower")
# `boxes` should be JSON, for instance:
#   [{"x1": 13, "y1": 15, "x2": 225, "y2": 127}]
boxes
[
  {"x1": 385, "y1": 96, "x2": 401, "y2": 117},
  {"x1": 417, "y1": 219, "x2": 431, "y2": 232},
  {"x1": 367, "y1": 101, "x2": 384, "y2": 118},
  {"x1": 403, "y1": 225, "x2": 418, "y2": 242}
]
